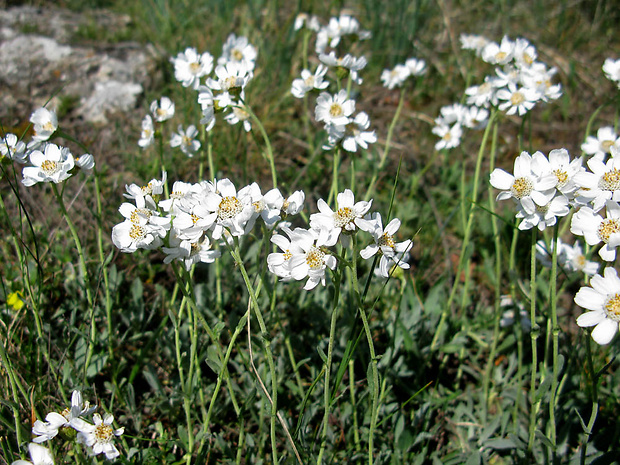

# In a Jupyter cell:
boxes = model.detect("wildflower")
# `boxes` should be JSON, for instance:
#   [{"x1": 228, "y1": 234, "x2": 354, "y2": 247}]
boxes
[
  {"x1": 512, "y1": 38, "x2": 537, "y2": 68},
  {"x1": 489, "y1": 150, "x2": 557, "y2": 212},
  {"x1": 218, "y1": 33, "x2": 257, "y2": 71},
  {"x1": 204, "y1": 178, "x2": 253, "y2": 239},
  {"x1": 381, "y1": 65, "x2": 410, "y2": 89},
  {"x1": 1, "y1": 133, "x2": 27, "y2": 163},
  {"x1": 460, "y1": 34, "x2": 490, "y2": 55},
  {"x1": 581, "y1": 126, "x2": 619, "y2": 161},
  {"x1": 76, "y1": 154, "x2": 95, "y2": 173},
  {"x1": 319, "y1": 52, "x2": 367, "y2": 83},
  {"x1": 224, "y1": 104, "x2": 252, "y2": 132},
  {"x1": 291, "y1": 65, "x2": 329, "y2": 98},
  {"x1": 310, "y1": 189, "x2": 372, "y2": 246},
  {"x1": 124, "y1": 172, "x2": 167, "y2": 204},
  {"x1": 71, "y1": 413, "x2": 124, "y2": 460},
  {"x1": 315, "y1": 90, "x2": 355, "y2": 126},
  {"x1": 573, "y1": 156, "x2": 620, "y2": 211},
  {"x1": 171, "y1": 47, "x2": 213, "y2": 90},
  {"x1": 499, "y1": 295, "x2": 531, "y2": 330},
  {"x1": 22, "y1": 143, "x2": 74, "y2": 187},
  {"x1": 520, "y1": 63, "x2": 562, "y2": 102},
  {"x1": 268, "y1": 226, "x2": 306, "y2": 280},
  {"x1": 603, "y1": 58, "x2": 620, "y2": 88},
  {"x1": 496, "y1": 83, "x2": 538, "y2": 116},
  {"x1": 138, "y1": 115, "x2": 155, "y2": 148},
  {"x1": 465, "y1": 78, "x2": 496, "y2": 107},
  {"x1": 170, "y1": 125, "x2": 201, "y2": 157},
  {"x1": 341, "y1": 112, "x2": 377, "y2": 152},
  {"x1": 11, "y1": 443, "x2": 54, "y2": 465},
  {"x1": 359, "y1": 213, "x2": 412, "y2": 278},
  {"x1": 30, "y1": 108, "x2": 58, "y2": 142},
  {"x1": 405, "y1": 58, "x2": 426, "y2": 76},
  {"x1": 32, "y1": 390, "x2": 96, "y2": 443},
  {"x1": 111, "y1": 216, "x2": 167, "y2": 253},
  {"x1": 575, "y1": 267, "x2": 620, "y2": 345},
  {"x1": 432, "y1": 123, "x2": 462, "y2": 150},
  {"x1": 162, "y1": 231, "x2": 220, "y2": 270},
  {"x1": 532, "y1": 148, "x2": 582, "y2": 197},
  {"x1": 7, "y1": 291, "x2": 24, "y2": 311},
  {"x1": 196, "y1": 86, "x2": 216, "y2": 130},
  {"x1": 286, "y1": 228, "x2": 337, "y2": 290},
  {"x1": 515, "y1": 194, "x2": 569, "y2": 231},
  {"x1": 570, "y1": 200, "x2": 620, "y2": 261},
  {"x1": 481, "y1": 36, "x2": 515, "y2": 65},
  {"x1": 206, "y1": 62, "x2": 252, "y2": 100},
  {"x1": 294, "y1": 13, "x2": 321, "y2": 32},
  {"x1": 150, "y1": 97, "x2": 175, "y2": 122}
]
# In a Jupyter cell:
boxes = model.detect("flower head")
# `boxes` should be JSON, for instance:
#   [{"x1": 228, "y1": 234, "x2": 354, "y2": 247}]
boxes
[
  {"x1": 11, "y1": 443, "x2": 54, "y2": 465},
  {"x1": 150, "y1": 97, "x2": 175, "y2": 122},
  {"x1": 30, "y1": 108, "x2": 58, "y2": 142},
  {"x1": 22, "y1": 143, "x2": 74, "y2": 186},
  {"x1": 71, "y1": 413, "x2": 124, "y2": 460},
  {"x1": 171, "y1": 47, "x2": 214, "y2": 89},
  {"x1": 575, "y1": 267, "x2": 620, "y2": 345}
]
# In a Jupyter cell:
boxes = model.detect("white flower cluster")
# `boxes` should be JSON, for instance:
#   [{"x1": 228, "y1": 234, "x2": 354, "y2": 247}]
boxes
[
  {"x1": 1, "y1": 108, "x2": 94, "y2": 185},
  {"x1": 291, "y1": 14, "x2": 377, "y2": 153},
  {"x1": 381, "y1": 57, "x2": 427, "y2": 90},
  {"x1": 29, "y1": 390, "x2": 123, "y2": 461},
  {"x1": 434, "y1": 34, "x2": 562, "y2": 150},
  {"x1": 490, "y1": 145, "x2": 620, "y2": 345},
  {"x1": 603, "y1": 58, "x2": 620, "y2": 89},
  {"x1": 269, "y1": 189, "x2": 412, "y2": 289},
  {"x1": 535, "y1": 238, "x2": 598, "y2": 276},
  {"x1": 292, "y1": 13, "x2": 371, "y2": 55}
]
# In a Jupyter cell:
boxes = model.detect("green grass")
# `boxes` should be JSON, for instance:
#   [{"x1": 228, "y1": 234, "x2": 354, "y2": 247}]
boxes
[{"x1": 2, "y1": 0, "x2": 620, "y2": 464}]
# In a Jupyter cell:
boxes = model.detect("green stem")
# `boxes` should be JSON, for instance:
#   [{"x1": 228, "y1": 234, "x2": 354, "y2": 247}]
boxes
[
  {"x1": 549, "y1": 223, "x2": 560, "y2": 454},
  {"x1": 328, "y1": 147, "x2": 341, "y2": 206},
  {"x1": 0, "y1": 334, "x2": 23, "y2": 447},
  {"x1": 242, "y1": 103, "x2": 277, "y2": 188},
  {"x1": 349, "y1": 359, "x2": 361, "y2": 452},
  {"x1": 527, "y1": 228, "x2": 541, "y2": 456},
  {"x1": 579, "y1": 336, "x2": 599, "y2": 465},
  {"x1": 431, "y1": 109, "x2": 498, "y2": 351},
  {"x1": 317, "y1": 266, "x2": 342, "y2": 465}
]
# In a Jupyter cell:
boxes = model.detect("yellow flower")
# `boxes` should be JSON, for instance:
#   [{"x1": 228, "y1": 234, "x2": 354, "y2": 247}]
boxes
[{"x1": 7, "y1": 291, "x2": 24, "y2": 311}]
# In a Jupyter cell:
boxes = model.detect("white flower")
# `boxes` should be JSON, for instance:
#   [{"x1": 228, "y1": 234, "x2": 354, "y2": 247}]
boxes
[
  {"x1": 71, "y1": 413, "x2": 124, "y2": 460},
  {"x1": 481, "y1": 36, "x2": 515, "y2": 65},
  {"x1": 138, "y1": 115, "x2": 155, "y2": 148},
  {"x1": 1, "y1": 133, "x2": 27, "y2": 163},
  {"x1": 32, "y1": 390, "x2": 96, "y2": 443},
  {"x1": 570, "y1": 200, "x2": 620, "y2": 261},
  {"x1": 512, "y1": 38, "x2": 537, "y2": 68},
  {"x1": 124, "y1": 172, "x2": 167, "y2": 204},
  {"x1": 575, "y1": 267, "x2": 620, "y2": 345},
  {"x1": 432, "y1": 123, "x2": 462, "y2": 151},
  {"x1": 150, "y1": 97, "x2": 175, "y2": 122},
  {"x1": 218, "y1": 33, "x2": 257, "y2": 71},
  {"x1": 171, "y1": 47, "x2": 214, "y2": 89},
  {"x1": 315, "y1": 90, "x2": 355, "y2": 126},
  {"x1": 465, "y1": 79, "x2": 496, "y2": 108},
  {"x1": 294, "y1": 13, "x2": 321, "y2": 32},
  {"x1": 359, "y1": 213, "x2": 412, "y2": 278},
  {"x1": 11, "y1": 443, "x2": 54, "y2": 465},
  {"x1": 489, "y1": 150, "x2": 557, "y2": 212},
  {"x1": 206, "y1": 62, "x2": 252, "y2": 98},
  {"x1": 405, "y1": 57, "x2": 426, "y2": 76},
  {"x1": 204, "y1": 178, "x2": 253, "y2": 239},
  {"x1": 460, "y1": 34, "x2": 490, "y2": 55},
  {"x1": 381, "y1": 65, "x2": 410, "y2": 90},
  {"x1": 286, "y1": 228, "x2": 337, "y2": 290},
  {"x1": 603, "y1": 58, "x2": 620, "y2": 87},
  {"x1": 341, "y1": 112, "x2": 377, "y2": 152},
  {"x1": 170, "y1": 125, "x2": 201, "y2": 156},
  {"x1": 319, "y1": 52, "x2": 367, "y2": 84},
  {"x1": 531, "y1": 148, "x2": 583, "y2": 197},
  {"x1": 22, "y1": 143, "x2": 74, "y2": 187},
  {"x1": 573, "y1": 156, "x2": 620, "y2": 211},
  {"x1": 291, "y1": 65, "x2": 329, "y2": 98},
  {"x1": 581, "y1": 126, "x2": 619, "y2": 161},
  {"x1": 30, "y1": 108, "x2": 58, "y2": 142},
  {"x1": 76, "y1": 153, "x2": 95, "y2": 173},
  {"x1": 496, "y1": 83, "x2": 538, "y2": 116},
  {"x1": 196, "y1": 86, "x2": 216, "y2": 131},
  {"x1": 520, "y1": 63, "x2": 562, "y2": 102},
  {"x1": 224, "y1": 104, "x2": 252, "y2": 132},
  {"x1": 563, "y1": 241, "x2": 598, "y2": 275},
  {"x1": 310, "y1": 189, "x2": 372, "y2": 247},
  {"x1": 111, "y1": 219, "x2": 164, "y2": 253},
  {"x1": 515, "y1": 194, "x2": 569, "y2": 231},
  {"x1": 268, "y1": 226, "x2": 306, "y2": 280},
  {"x1": 162, "y1": 231, "x2": 220, "y2": 270}
]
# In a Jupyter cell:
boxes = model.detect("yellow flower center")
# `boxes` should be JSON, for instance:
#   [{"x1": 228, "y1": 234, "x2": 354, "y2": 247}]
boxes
[
  {"x1": 232, "y1": 48, "x2": 244, "y2": 61},
  {"x1": 94, "y1": 423, "x2": 114, "y2": 443},
  {"x1": 334, "y1": 206, "x2": 356, "y2": 228},
  {"x1": 553, "y1": 169, "x2": 568, "y2": 188},
  {"x1": 378, "y1": 233, "x2": 395, "y2": 248},
  {"x1": 602, "y1": 140, "x2": 615, "y2": 152},
  {"x1": 604, "y1": 294, "x2": 620, "y2": 322},
  {"x1": 305, "y1": 246, "x2": 325, "y2": 269},
  {"x1": 598, "y1": 218, "x2": 620, "y2": 243},
  {"x1": 129, "y1": 224, "x2": 146, "y2": 240},
  {"x1": 495, "y1": 51, "x2": 507, "y2": 62},
  {"x1": 218, "y1": 196, "x2": 243, "y2": 220},
  {"x1": 191, "y1": 213, "x2": 200, "y2": 224},
  {"x1": 225, "y1": 76, "x2": 238, "y2": 90},
  {"x1": 283, "y1": 250, "x2": 292, "y2": 260},
  {"x1": 189, "y1": 62, "x2": 201, "y2": 73},
  {"x1": 510, "y1": 91, "x2": 525, "y2": 106},
  {"x1": 130, "y1": 208, "x2": 152, "y2": 224},
  {"x1": 510, "y1": 177, "x2": 534, "y2": 199},
  {"x1": 598, "y1": 168, "x2": 620, "y2": 191},
  {"x1": 523, "y1": 53, "x2": 534, "y2": 65},
  {"x1": 233, "y1": 106, "x2": 250, "y2": 120},
  {"x1": 329, "y1": 103, "x2": 344, "y2": 118},
  {"x1": 41, "y1": 159, "x2": 58, "y2": 175},
  {"x1": 43, "y1": 121, "x2": 55, "y2": 132}
]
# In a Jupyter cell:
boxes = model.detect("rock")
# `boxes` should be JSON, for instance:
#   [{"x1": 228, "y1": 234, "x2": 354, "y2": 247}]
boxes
[{"x1": 0, "y1": 6, "x2": 159, "y2": 125}]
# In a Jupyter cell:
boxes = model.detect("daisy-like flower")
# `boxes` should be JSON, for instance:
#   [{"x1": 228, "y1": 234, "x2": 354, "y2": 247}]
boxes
[
  {"x1": 575, "y1": 267, "x2": 620, "y2": 345},
  {"x1": 30, "y1": 108, "x2": 58, "y2": 142},
  {"x1": 218, "y1": 33, "x2": 258, "y2": 71},
  {"x1": 520, "y1": 63, "x2": 562, "y2": 102},
  {"x1": 206, "y1": 62, "x2": 252, "y2": 100},
  {"x1": 268, "y1": 226, "x2": 306, "y2": 280},
  {"x1": 571, "y1": 200, "x2": 620, "y2": 261},
  {"x1": 124, "y1": 172, "x2": 167, "y2": 204},
  {"x1": 465, "y1": 78, "x2": 496, "y2": 108},
  {"x1": 170, "y1": 47, "x2": 214, "y2": 89},
  {"x1": 405, "y1": 57, "x2": 426, "y2": 76},
  {"x1": 196, "y1": 86, "x2": 216, "y2": 131},
  {"x1": 381, "y1": 64, "x2": 410, "y2": 89},
  {"x1": 564, "y1": 240, "x2": 599, "y2": 275},
  {"x1": 150, "y1": 97, "x2": 175, "y2": 122},
  {"x1": 574, "y1": 156, "x2": 620, "y2": 211},
  {"x1": 581, "y1": 126, "x2": 619, "y2": 161},
  {"x1": 310, "y1": 189, "x2": 372, "y2": 247},
  {"x1": 489, "y1": 150, "x2": 557, "y2": 212},
  {"x1": 319, "y1": 52, "x2": 367, "y2": 84},
  {"x1": 224, "y1": 104, "x2": 252, "y2": 132},
  {"x1": 1, "y1": 133, "x2": 27, "y2": 163},
  {"x1": 71, "y1": 413, "x2": 124, "y2": 460},
  {"x1": 22, "y1": 143, "x2": 74, "y2": 187},
  {"x1": 512, "y1": 37, "x2": 537, "y2": 68},
  {"x1": 341, "y1": 112, "x2": 377, "y2": 152},
  {"x1": 531, "y1": 148, "x2": 583, "y2": 197},
  {"x1": 603, "y1": 58, "x2": 620, "y2": 88},
  {"x1": 315, "y1": 89, "x2": 355, "y2": 126},
  {"x1": 481, "y1": 36, "x2": 515, "y2": 65},
  {"x1": 462, "y1": 106, "x2": 489, "y2": 129},
  {"x1": 360, "y1": 213, "x2": 412, "y2": 278},
  {"x1": 515, "y1": 194, "x2": 569, "y2": 231},
  {"x1": 291, "y1": 65, "x2": 329, "y2": 98},
  {"x1": 76, "y1": 154, "x2": 95, "y2": 173},
  {"x1": 432, "y1": 123, "x2": 462, "y2": 151},
  {"x1": 138, "y1": 115, "x2": 155, "y2": 148},
  {"x1": 32, "y1": 390, "x2": 96, "y2": 443},
  {"x1": 162, "y1": 231, "x2": 220, "y2": 270},
  {"x1": 460, "y1": 34, "x2": 490, "y2": 56},
  {"x1": 11, "y1": 443, "x2": 54, "y2": 465},
  {"x1": 496, "y1": 83, "x2": 538, "y2": 116},
  {"x1": 204, "y1": 178, "x2": 253, "y2": 239},
  {"x1": 294, "y1": 13, "x2": 321, "y2": 32},
  {"x1": 170, "y1": 125, "x2": 201, "y2": 157},
  {"x1": 287, "y1": 228, "x2": 337, "y2": 290}
]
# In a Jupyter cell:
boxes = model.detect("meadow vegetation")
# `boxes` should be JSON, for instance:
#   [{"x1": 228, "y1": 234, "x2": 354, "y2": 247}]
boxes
[{"x1": 1, "y1": 0, "x2": 620, "y2": 463}]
